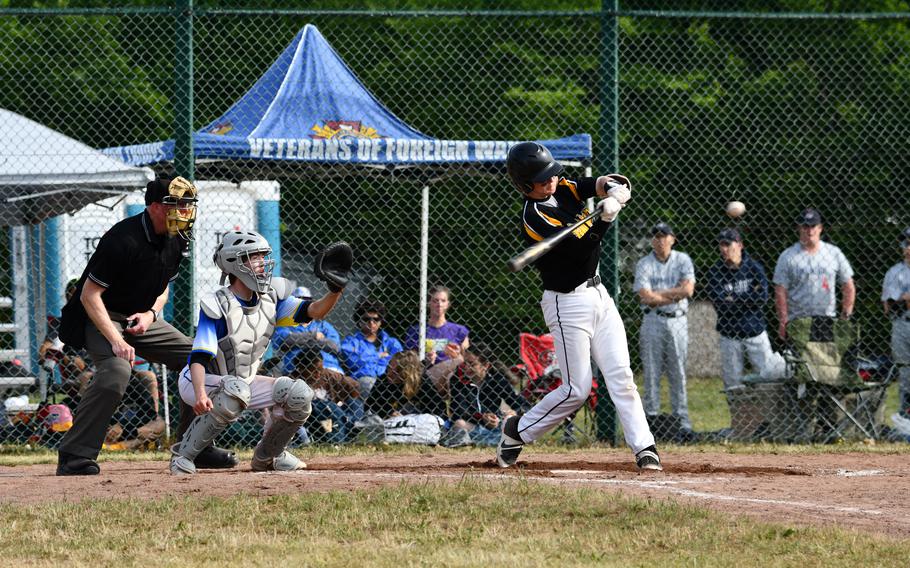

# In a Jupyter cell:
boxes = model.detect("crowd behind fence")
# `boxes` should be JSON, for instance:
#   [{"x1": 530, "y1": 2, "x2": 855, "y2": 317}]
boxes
[{"x1": 1, "y1": 4, "x2": 909, "y2": 450}]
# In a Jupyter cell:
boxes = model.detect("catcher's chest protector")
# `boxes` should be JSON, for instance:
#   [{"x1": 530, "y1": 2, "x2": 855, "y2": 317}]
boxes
[{"x1": 212, "y1": 287, "x2": 277, "y2": 380}]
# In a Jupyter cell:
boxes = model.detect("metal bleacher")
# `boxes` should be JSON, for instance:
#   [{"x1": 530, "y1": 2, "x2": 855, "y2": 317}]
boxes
[{"x1": 0, "y1": 295, "x2": 38, "y2": 416}]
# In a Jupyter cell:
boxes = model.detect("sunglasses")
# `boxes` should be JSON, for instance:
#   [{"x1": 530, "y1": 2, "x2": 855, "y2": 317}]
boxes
[{"x1": 361, "y1": 316, "x2": 382, "y2": 322}]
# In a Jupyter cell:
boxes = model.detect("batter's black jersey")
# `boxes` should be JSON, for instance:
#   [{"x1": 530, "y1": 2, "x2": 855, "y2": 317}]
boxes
[{"x1": 521, "y1": 176, "x2": 611, "y2": 293}]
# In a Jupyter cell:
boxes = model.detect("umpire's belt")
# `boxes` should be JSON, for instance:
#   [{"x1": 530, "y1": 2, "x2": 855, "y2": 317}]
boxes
[{"x1": 643, "y1": 308, "x2": 686, "y2": 318}]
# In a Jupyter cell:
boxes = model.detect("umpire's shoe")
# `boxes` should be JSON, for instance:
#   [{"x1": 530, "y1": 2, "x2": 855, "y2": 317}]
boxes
[
  {"x1": 56, "y1": 452, "x2": 100, "y2": 476},
  {"x1": 635, "y1": 445, "x2": 663, "y2": 472},
  {"x1": 194, "y1": 445, "x2": 239, "y2": 469},
  {"x1": 496, "y1": 415, "x2": 524, "y2": 468}
]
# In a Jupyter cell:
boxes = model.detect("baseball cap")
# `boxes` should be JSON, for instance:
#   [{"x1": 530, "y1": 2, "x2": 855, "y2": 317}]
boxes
[
  {"x1": 651, "y1": 222, "x2": 674, "y2": 236},
  {"x1": 795, "y1": 207, "x2": 823, "y2": 226},
  {"x1": 144, "y1": 177, "x2": 173, "y2": 205},
  {"x1": 717, "y1": 228, "x2": 742, "y2": 243},
  {"x1": 901, "y1": 227, "x2": 910, "y2": 246}
]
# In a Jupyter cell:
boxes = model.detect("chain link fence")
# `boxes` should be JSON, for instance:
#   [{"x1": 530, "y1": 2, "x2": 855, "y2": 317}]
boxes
[{"x1": 1, "y1": 4, "x2": 908, "y2": 452}]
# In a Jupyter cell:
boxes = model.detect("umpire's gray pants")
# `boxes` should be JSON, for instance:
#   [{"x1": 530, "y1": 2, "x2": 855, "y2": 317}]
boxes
[
  {"x1": 640, "y1": 312, "x2": 691, "y2": 429},
  {"x1": 719, "y1": 331, "x2": 787, "y2": 390},
  {"x1": 893, "y1": 319, "x2": 910, "y2": 411},
  {"x1": 59, "y1": 313, "x2": 192, "y2": 460}
]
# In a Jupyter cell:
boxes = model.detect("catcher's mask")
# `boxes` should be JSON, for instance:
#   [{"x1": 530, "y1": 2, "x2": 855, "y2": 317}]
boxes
[
  {"x1": 161, "y1": 177, "x2": 198, "y2": 239},
  {"x1": 506, "y1": 141, "x2": 564, "y2": 195},
  {"x1": 213, "y1": 230, "x2": 274, "y2": 294}
]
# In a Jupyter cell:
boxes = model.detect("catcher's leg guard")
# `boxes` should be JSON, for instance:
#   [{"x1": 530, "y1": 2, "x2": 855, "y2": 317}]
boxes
[
  {"x1": 177, "y1": 387, "x2": 239, "y2": 469},
  {"x1": 252, "y1": 378, "x2": 313, "y2": 472},
  {"x1": 170, "y1": 376, "x2": 250, "y2": 475}
]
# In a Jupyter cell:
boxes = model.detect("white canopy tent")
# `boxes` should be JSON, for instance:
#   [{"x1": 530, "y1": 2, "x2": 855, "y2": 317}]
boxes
[
  {"x1": 0, "y1": 108, "x2": 154, "y2": 226},
  {"x1": 0, "y1": 108, "x2": 153, "y2": 388}
]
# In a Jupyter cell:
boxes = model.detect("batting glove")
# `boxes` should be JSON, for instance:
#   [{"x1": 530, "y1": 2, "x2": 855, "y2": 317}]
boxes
[
  {"x1": 597, "y1": 197, "x2": 622, "y2": 222},
  {"x1": 606, "y1": 174, "x2": 632, "y2": 205}
]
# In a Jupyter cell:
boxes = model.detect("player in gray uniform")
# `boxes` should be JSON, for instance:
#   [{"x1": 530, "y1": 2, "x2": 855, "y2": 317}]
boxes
[
  {"x1": 773, "y1": 208, "x2": 855, "y2": 338},
  {"x1": 634, "y1": 222, "x2": 695, "y2": 431},
  {"x1": 170, "y1": 231, "x2": 351, "y2": 475},
  {"x1": 882, "y1": 227, "x2": 910, "y2": 423}
]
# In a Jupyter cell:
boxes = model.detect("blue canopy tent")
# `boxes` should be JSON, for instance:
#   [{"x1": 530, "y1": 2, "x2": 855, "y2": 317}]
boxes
[
  {"x1": 104, "y1": 24, "x2": 591, "y2": 168},
  {"x1": 104, "y1": 24, "x2": 593, "y2": 358}
]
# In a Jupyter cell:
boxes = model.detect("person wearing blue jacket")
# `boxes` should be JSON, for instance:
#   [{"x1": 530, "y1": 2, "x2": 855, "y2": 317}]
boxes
[
  {"x1": 707, "y1": 228, "x2": 786, "y2": 391},
  {"x1": 341, "y1": 299, "x2": 403, "y2": 398},
  {"x1": 272, "y1": 286, "x2": 344, "y2": 375}
]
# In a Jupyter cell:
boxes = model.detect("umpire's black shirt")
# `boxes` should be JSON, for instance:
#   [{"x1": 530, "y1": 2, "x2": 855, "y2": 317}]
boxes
[
  {"x1": 63, "y1": 210, "x2": 186, "y2": 321},
  {"x1": 521, "y1": 176, "x2": 611, "y2": 293}
]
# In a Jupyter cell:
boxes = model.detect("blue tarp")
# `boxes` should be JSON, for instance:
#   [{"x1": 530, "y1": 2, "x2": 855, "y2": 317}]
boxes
[{"x1": 104, "y1": 25, "x2": 591, "y2": 167}]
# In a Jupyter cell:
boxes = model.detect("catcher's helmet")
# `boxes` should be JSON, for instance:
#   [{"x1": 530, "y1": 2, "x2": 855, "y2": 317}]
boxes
[
  {"x1": 213, "y1": 230, "x2": 274, "y2": 294},
  {"x1": 506, "y1": 142, "x2": 564, "y2": 194}
]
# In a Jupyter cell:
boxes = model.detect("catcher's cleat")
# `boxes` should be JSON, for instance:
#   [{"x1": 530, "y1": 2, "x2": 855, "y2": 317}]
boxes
[
  {"x1": 56, "y1": 452, "x2": 100, "y2": 476},
  {"x1": 496, "y1": 415, "x2": 524, "y2": 468},
  {"x1": 251, "y1": 450, "x2": 306, "y2": 472},
  {"x1": 635, "y1": 445, "x2": 663, "y2": 471},
  {"x1": 194, "y1": 445, "x2": 239, "y2": 469}
]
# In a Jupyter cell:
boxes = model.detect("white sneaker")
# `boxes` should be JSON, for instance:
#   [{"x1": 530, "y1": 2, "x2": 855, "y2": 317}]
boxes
[{"x1": 891, "y1": 413, "x2": 910, "y2": 436}]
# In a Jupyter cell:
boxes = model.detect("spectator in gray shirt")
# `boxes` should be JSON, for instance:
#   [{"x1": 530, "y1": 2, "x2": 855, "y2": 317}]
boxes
[
  {"x1": 773, "y1": 208, "x2": 855, "y2": 340},
  {"x1": 634, "y1": 222, "x2": 695, "y2": 431}
]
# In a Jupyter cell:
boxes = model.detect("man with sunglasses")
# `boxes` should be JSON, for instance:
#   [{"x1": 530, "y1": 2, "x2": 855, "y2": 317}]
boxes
[
  {"x1": 341, "y1": 299, "x2": 403, "y2": 399},
  {"x1": 56, "y1": 177, "x2": 240, "y2": 475}
]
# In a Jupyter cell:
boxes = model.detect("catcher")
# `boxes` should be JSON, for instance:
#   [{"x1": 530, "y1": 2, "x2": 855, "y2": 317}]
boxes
[{"x1": 169, "y1": 231, "x2": 352, "y2": 474}]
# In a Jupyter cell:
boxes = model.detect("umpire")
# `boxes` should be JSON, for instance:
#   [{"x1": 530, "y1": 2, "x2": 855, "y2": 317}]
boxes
[{"x1": 56, "y1": 176, "x2": 235, "y2": 475}]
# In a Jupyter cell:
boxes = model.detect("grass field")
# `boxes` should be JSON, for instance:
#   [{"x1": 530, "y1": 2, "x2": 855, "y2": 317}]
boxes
[{"x1": 1, "y1": 476, "x2": 908, "y2": 567}]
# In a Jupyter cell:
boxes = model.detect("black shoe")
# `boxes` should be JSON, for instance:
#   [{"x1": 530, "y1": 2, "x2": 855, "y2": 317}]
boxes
[
  {"x1": 496, "y1": 415, "x2": 524, "y2": 468},
  {"x1": 635, "y1": 445, "x2": 663, "y2": 471},
  {"x1": 56, "y1": 452, "x2": 100, "y2": 476},
  {"x1": 193, "y1": 445, "x2": 239, "y2": 469}
]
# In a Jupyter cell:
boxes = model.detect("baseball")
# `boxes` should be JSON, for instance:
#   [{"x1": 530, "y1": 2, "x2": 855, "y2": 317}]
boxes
[{"x1": 726, "y1": 201, "x2": 746, "y2": 218}]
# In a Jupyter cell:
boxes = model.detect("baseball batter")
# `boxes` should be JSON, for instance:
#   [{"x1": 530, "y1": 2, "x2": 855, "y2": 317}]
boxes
[
  {"x1": 882, "y1": 227, "x2": 910, "y2": 420},
  {"x1": 634, "y1": 222, "x2": 695, "y2": 431},
  {"x1": 170, "y1": 231, "x2": 351, "y2": 474},
  {"x1": 497, "y1": 141, "x2": 660, "y2": 471}
]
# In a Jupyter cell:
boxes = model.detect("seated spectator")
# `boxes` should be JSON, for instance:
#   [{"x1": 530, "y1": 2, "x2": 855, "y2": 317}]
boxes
[
  {"x1": 39, "y1": 278, "x2": 94, "y2": 407},
  {"x1": 104, "y1": 360, "x2": 165, "y2": 449},
  {"x1": 405, "y1": 285, "x2": 470, "y2": 365},
  {"x1": 271, "y1": 286, "x2": 345, "y2": 375},
  {"x1": 341, "y1": 299, "x2": 403, "y2": 398},
  {"x1": 366, "y1": 350, "x2": 447, "y2": 420},
  {"x1": 291, "y1": 346, "x2": 363, "y2": 445},
  {"x1": 706, "y1": 228, "x2": 787, "y2": 394},
  {"x1": 446, "y1": 342, "x2": 530, "y2": 446}
]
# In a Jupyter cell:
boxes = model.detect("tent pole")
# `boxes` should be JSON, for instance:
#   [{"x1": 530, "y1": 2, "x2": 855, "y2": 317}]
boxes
[{"x1": 418, "y1": 184, "x2": 429, "y2": 361}]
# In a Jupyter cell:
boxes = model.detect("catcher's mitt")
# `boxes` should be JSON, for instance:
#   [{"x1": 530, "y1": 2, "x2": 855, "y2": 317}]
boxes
[{"x1": 313, "y1": 241, "x2": 353, "y2": 293}]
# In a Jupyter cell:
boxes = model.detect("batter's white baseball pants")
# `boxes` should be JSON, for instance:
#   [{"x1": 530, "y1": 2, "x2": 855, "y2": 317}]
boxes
[{"x1": 517, "y1": 282, "x2": 655, "y2": 454}]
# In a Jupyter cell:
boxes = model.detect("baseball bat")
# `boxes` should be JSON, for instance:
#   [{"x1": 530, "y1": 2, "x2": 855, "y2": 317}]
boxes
[{"x1": 507, "y1": 209, "x2": 600, "y2": 272}]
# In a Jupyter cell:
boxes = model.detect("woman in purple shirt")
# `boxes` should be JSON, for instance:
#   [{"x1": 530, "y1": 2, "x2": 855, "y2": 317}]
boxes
[{"x1": 405, "y1": 285, "x2": 470, "y2": 364}]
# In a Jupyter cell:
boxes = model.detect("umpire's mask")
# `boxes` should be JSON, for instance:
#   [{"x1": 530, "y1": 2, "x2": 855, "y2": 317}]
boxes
[{"x1": 161, "y1": 177, "x2": 198, "y2": 240}]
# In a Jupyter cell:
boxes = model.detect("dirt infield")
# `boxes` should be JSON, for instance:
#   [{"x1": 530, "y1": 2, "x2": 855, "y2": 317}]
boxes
[{"x1": 2, "y1": 449, "x2": 908, "y2": 539}]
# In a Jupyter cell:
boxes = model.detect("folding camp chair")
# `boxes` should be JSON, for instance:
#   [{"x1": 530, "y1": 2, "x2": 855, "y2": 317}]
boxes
[
  {"x1": 512, "y1": 333, "x2": 597, "y2": 443},
  {"x1": 784, "y1": 317, "x2": 895, "y2": 442}
]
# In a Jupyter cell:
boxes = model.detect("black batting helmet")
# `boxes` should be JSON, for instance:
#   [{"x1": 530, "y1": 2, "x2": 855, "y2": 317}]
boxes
[{"x1": 506, "y1": 142, "x2": 564, "y2": 194}]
